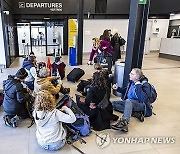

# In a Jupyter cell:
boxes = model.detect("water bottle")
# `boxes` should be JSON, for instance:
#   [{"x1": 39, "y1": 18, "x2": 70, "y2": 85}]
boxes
[{"x1": 56, "y1": 69, "x2": 61, "y2": 83}]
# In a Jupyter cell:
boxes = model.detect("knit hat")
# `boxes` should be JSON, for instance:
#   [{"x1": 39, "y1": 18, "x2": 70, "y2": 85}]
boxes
[
  {"x1": 38, "y1": 68, "x2": 50, "y2": 78},
  {"x1": 29, "y1": 51, "x2": 35, "y2": 56},
  {"x1": 55, "y1": 56, "x2": 61, "y2": 63},
  {"x1": 15, "y1": 68, "x2": 28, "y2": 79}
]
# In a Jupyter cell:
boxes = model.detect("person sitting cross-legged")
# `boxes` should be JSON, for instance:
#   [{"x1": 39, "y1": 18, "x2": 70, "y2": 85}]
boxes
[{"x1": 111, "y1": 68, "x2": 152, "y2": 132}]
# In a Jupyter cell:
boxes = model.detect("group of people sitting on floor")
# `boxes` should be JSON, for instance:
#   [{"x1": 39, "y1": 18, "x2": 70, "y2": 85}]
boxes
[
  {"x1": 2, "y1": 49, "x2": 154, "y2": 151},
  {"x1": 2, "y1": 52, "x2": 69, "y2": 127}
]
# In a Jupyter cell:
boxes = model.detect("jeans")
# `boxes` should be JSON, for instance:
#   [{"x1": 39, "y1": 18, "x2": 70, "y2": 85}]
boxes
[
  {"x1": 112, "y1": 99, "x2": 145, "y2": 122},
  {"x1": 39, "y1": 139, "x2": 66, "y2": 151}
]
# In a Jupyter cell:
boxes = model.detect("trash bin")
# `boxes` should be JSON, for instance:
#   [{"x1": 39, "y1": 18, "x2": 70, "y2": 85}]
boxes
[{"x1": 113, "y1": 61, "x2": 125, "y2": 97}]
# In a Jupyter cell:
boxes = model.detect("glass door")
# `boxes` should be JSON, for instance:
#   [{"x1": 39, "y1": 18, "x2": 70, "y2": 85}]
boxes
[
  {"x1": 17, "y1": 21, "x2": 64, "y2": 57},
  {"x1": 46, "y1": 22, "x2": 64, "y2": 56},
  {"x1": 17, "y1": 23, "x2": 31, "y2": 56},
  {"x1": 30, "y1": 22, "x2": 46, "y2": 57}
]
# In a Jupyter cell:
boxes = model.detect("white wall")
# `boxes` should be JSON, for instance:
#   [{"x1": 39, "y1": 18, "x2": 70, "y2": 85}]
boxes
[
  {"x1": 83, "y1": 19, "x2": 129, "y2": 53},
  {"x1": 83, "y1": 19, "x2": 169, "y2": 53},
  {"x1": 148, "y1": 19, "x2": 169, "y2": 51},
  {"x1": 0, "y1": 12, "x2": 6, "y2": 65}
]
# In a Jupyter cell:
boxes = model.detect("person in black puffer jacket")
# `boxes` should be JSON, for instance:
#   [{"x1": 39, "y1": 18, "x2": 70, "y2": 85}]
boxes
[{"x1": 3, "y1": 68, "x2": 30, "y2": 128}]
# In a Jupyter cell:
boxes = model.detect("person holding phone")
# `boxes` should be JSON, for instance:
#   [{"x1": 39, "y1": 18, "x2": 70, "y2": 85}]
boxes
[{"x1": 111, "y1": 68, "x2": 152, "y2": 132}]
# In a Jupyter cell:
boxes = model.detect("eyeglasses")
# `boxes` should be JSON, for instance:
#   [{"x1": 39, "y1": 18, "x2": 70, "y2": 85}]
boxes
[{"x1": 129, "y1": 72, "x2": 136, "y2": 76}]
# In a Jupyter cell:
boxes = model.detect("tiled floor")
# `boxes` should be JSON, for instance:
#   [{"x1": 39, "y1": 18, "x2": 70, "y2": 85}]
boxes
[{"x1": 0, "y1": 52, "x2": 180, "y2": 154}]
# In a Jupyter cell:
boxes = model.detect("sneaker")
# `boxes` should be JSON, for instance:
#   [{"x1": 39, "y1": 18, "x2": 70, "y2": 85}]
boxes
[
  {"x1": 3, "y1": 115, "x2": 12, "y2": 127},
  {"x1": 131, "y1": 111, "x2": 144, "y2": 122},
  {"x1": 10, "y1": 117, "x2": 17, "y2": 128},
  {"x1": 111, "y1": 118, "x2": 128, "y2": 132},
  {"x1": 87, "y1": 61, "x2": 93, "y2": 65}
]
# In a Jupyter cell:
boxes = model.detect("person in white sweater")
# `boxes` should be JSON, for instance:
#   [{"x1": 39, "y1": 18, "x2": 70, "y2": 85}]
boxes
[{"x1": 33, "y1": 90, "x2": 76, "y2": 151}]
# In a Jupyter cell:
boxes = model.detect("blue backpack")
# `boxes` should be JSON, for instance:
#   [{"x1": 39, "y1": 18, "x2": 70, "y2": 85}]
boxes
[
  {"x1": 71, "y1": 114, "x2": 91, "y2": 137},
  {"x1": 143, "y1": 81, "x2": 157, "y2": 104}
]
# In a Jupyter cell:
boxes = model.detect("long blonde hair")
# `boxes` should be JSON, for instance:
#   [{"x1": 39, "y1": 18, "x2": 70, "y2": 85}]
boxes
[
  {"x1": 92, "y1": 37, "x2": 100, "y2": 47},
  {"x1": 34, "y1": 90, "x2": 56, "y2": 111}
]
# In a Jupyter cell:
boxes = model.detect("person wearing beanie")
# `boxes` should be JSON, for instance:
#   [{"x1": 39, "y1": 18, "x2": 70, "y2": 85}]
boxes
[
  {"x1": 2, "y1": 68, "x2": 30, "y2": 128},
  {"x1": 51, "y1": 56, "x2": 66, "y2": 79}
]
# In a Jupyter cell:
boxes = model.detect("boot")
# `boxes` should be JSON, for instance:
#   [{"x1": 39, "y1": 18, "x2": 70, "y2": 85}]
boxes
[{"x1": 111, "y1": 118, "x2": 128, "y2": 132}]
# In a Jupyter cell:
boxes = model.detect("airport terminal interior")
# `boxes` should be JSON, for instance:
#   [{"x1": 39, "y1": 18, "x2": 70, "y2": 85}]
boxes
[{"x1": 0, "y1": 0, "x2": 180, "y2": 154}]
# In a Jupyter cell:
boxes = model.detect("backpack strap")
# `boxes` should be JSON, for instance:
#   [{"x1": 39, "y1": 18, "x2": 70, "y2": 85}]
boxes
[{"x1": 97, "y1": 91, "x2": 109, "y2": 109}]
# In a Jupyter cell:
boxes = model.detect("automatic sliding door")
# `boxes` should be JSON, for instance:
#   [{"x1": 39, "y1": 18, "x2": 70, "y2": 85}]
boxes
[
  {"x1": 46, "y1": 22, "x2": 64, "y2": 56},
  {"x1": 30, "y1": 22, "x2": 46, "y2": 56},
  {"x1": 17, "y1": 23, "x2": 31, "y2": 56}
]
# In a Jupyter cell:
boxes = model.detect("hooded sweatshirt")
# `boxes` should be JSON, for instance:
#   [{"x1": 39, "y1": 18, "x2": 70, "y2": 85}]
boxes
[
  {"x1": 51, "y1": 61, "x2": 66, "y2": 79},
  {"x1": 22, "y1": 60, "x2": 37, "y2": 82},
  {"x1": 34, "y1": 76, "x2": 62, "y2": 95},
  {"x1": 33, "y1": 107, "x2": 76, "y2": 145}
]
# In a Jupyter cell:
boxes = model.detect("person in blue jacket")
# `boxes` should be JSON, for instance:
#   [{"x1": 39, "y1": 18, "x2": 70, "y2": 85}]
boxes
[
  {"x1": 3, "y1": 68, "x2": 30, "y2": 128},
  {"x1": 22, "y1": 55, "x2": 37, "y2": 90},
  {"x1": 111, "y1": 68, "x2": 152, "y2": 132}
]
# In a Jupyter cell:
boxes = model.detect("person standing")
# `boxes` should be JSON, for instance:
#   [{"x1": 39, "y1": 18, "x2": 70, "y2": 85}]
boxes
[
  {"x1": 87, "y1": 37, "x2": 100, "y2": 65},
  {"x1": 111, "y1": 29, "x2": 121, "y2": 61}
]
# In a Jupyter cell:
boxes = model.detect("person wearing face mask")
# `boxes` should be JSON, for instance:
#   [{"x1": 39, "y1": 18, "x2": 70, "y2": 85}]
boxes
[{"x1": 111, "y1": 68, "x2": 152, "y2": 132}]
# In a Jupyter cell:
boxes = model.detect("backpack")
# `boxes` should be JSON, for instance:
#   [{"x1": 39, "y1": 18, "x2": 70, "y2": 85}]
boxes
[
  {"x1": 71, "y1": 114, "x2": 91, "y2": 137},
  {"x1": 56, "y1": 94, "x2": 91, "y2": 138},
  {"x1": 77, "y1": 79, "x2": 91, "y2": 95},
  {"x1": 119, "y1": 37, "x2": 126, "y2": 46},
  {"x1": 143, "y1": 82, "x2": 157, "y2": 104}
]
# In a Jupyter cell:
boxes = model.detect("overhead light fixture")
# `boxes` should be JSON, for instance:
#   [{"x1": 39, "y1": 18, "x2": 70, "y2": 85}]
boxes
[
  {"x1": 44, "y1": 17, "x2": 50, "y2": 20},
  {"x1": 3, "y1": 11, "x2": 9, "y2": 15},
  {"x1": 170, "y1": 13, "x2": 175, "y2": 16},
  {"x1": 150, "y1": 16, "x2": 156, "y2": 19}
]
